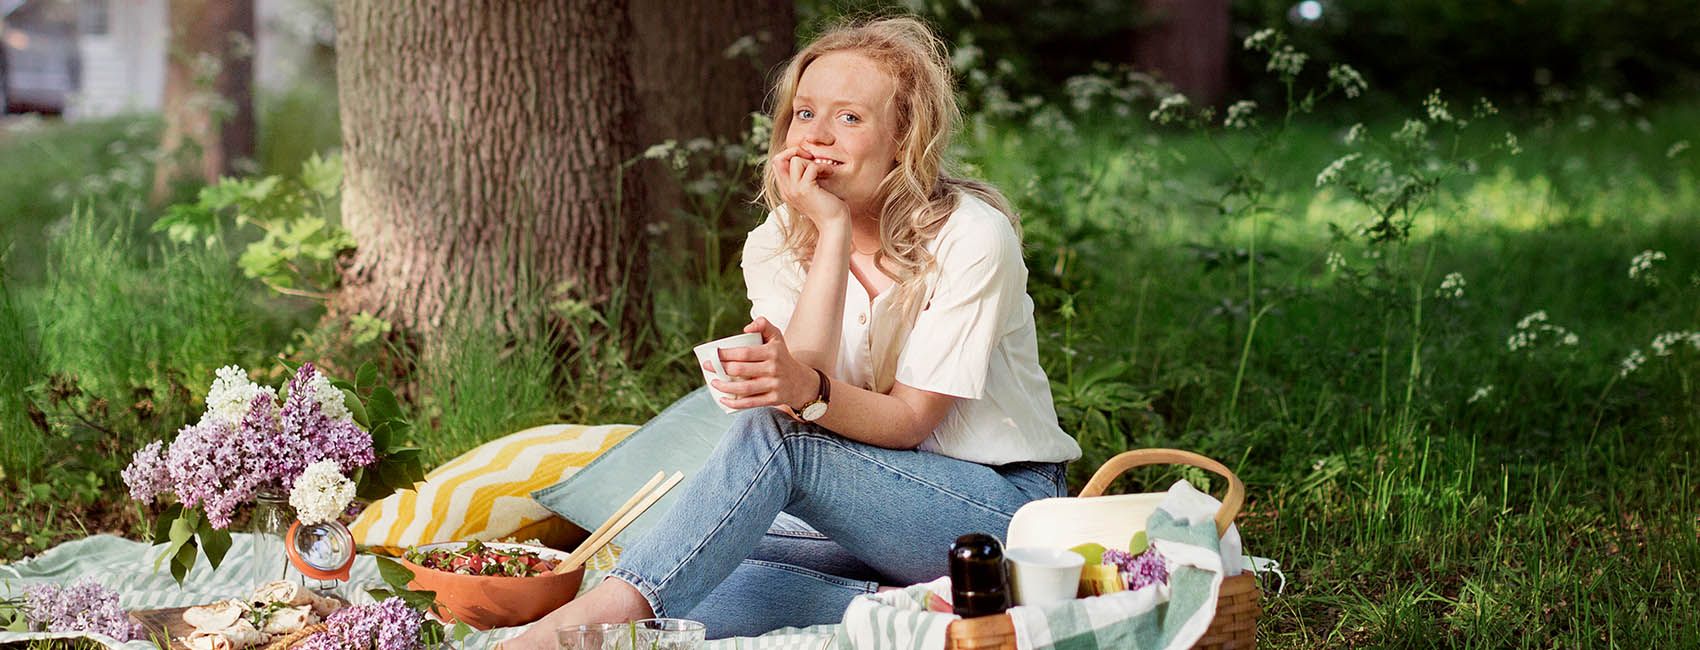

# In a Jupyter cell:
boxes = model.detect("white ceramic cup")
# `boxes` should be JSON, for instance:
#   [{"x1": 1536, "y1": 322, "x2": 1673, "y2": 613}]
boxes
[
  {"x1": 692, "y1": 332, "x2": 764, "y2": 413},
  {"x1": 1006, "y1": 546, "x2": 1086, "y2": 607}
]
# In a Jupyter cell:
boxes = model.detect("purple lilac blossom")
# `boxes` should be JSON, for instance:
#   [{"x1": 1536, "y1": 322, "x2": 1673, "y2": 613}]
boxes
[
  {"x1": 120, "y1": 363, "x2": 377, "y2": 529},
  {"x1": 279, "y1": 363, "x2": 374, "y2": 486},
  {"x1": 120, "y1": 440, "x2": 169, "y2": 503},
  {"x1": 23, "y1": 579, "x2": 145, "y2": 641},
  {"x1": 295, "y1": 598, "x2": 424, "y2": 650},
  {"x1": 1103, "y1": 547, "x2": 1169, "y2": 591}
]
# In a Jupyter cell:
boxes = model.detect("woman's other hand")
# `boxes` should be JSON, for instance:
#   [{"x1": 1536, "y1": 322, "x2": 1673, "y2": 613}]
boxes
[
  {"x1": 703, "y1": 317, "x2": 821, "y2": 411},
  {"x1": 772, "y1": 146, "x2": 851, "y2": 231}
]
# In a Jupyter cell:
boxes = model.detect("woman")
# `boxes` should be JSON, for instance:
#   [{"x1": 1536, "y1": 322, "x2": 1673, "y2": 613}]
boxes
[{"x1": 506, "y1": 16, "x2": 1080, "y2": 648}]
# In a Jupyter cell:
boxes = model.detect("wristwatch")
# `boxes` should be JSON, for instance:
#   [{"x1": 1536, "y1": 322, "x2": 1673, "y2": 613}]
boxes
[{"x1": 797, "y1": 367, "x2": 831, "y2": 422}]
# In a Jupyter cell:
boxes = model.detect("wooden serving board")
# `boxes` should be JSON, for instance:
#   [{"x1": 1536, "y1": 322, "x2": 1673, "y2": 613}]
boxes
[
  {"x1": 129, "y1": 597, "x2": 349, "y2": 650},
  {"x1": 128, "y1": 606, "x2": 198, "y2": 650}
]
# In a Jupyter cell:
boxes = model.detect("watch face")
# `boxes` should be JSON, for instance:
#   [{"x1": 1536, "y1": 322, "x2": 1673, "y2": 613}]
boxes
[{"x1": 801, "y1": 401, "x2": 828, "y2": 421}]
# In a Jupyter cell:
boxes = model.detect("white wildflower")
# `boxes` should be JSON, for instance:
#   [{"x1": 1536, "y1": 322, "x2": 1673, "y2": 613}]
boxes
[
  {"x1": 1504, "y1": 132, "x2": 1523, "y2": 155},
  {"x1": 1437, "y1": 272, "x2": 1466, "y2": 299},
  {"x1": 1344, "y1": 123, "x2": 1366, "y2": 145},
  {"x1": 1243, "y1": 28, "x2": 1277, "y2": 51},
  {"x1": 1424, "y1": 90, "x2": 1454, "y2": 123},
  {"x1": 1267, "y1": 46, "x2": 1308, "y2": 77},
  {"x1": 1328, "y1": 64, "x2": 1367, "y2": 98},
  {"x1": 1315, "y1": 153, "x2": 1361, "y2": 187},
  {"x1": 1311, "y1": 458, "x2": 1326, "y2": 471},
  {"x1": 303, "y1": 365, "x2": 353, "y2": 422},
  {"x1": 1224, "y1": 100, "x2": 1258, "y2": 129},
  {"x1": 1618, "y1": 349, "x2": 1646, "y2": 378},
  {"x1": 203, "y1": 365, "x2": 274, "y2": 428},
  {"x1": 1668, "y1": 141, "x2": 1691, "y2": 159},
  {"x1": 1468, "y1": 385, "x2": 1494, "y2": 404},
  {"x1": 290, "y1": 460, "x2": 357, "y2": 526},
  {"x1": 1148, "y1": 94, "x2": 1190, "y2": 124},
  {"x1": 1650, "y1": 331, "x2": 1700, "y2": 357},
  {"x1": 1509, "y1": 311, "x2": 1579, "y2": 352},
  {"x1": 1475, "y1": 97, "x2": 1499, "y2": 117},
  {"x1": 1325, "y1": 251, "x2": 1346, "y2": 273},
  {"x1": 1628, "y1": 250, "x2": 1666, "y2": 284},
  {"x1": 1393, "y1": 119, "x2": 1429, "y2": 146},
  {"x1": 642, "y1": 141, "x2": 677, "y2": 161}
]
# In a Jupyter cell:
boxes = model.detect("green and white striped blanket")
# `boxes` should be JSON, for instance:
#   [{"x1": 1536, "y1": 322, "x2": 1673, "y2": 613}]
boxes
[
  {"x1": 0, "y1": 534, "x2": 838, "y2": 650},
  {"x1": 839, "y1": 481, "x2": 1232, "y2": 650}
]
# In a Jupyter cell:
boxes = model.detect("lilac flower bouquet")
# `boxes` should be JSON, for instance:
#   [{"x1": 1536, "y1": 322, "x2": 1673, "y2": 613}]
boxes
[
  {"x1": 120, "y1": 361, "x2": 424, "y2": 583},
  {"x1": 0, "y1": 579, "x2": 145, "y2": 640}
]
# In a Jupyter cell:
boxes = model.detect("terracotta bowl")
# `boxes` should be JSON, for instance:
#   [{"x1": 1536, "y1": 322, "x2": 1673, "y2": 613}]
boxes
[{"x1": 398, "y1": 541, "x2": 585, "y2": 630}]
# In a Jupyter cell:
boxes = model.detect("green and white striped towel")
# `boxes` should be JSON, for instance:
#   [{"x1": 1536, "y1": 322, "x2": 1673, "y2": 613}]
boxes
[
  {"x1": 840, "y1": 481, "x2": 1230, "y2": 650},
  {"x1": 0, "y1": 534, "x2": 839, "y2": 650}
]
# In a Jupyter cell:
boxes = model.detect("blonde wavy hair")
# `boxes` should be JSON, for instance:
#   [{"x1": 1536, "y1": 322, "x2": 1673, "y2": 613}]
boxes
[{"x1": 758, "y1": 16, "x2": 1020, "y2": 391}]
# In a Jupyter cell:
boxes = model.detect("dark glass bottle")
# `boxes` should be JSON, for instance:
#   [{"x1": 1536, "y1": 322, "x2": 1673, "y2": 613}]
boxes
[{"x1": 949, "y1": 532, "x2": 1012, "y2": 618}]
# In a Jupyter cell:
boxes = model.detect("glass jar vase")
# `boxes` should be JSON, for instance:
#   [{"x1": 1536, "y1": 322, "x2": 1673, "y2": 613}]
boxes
[{"x1": 250, "y1": 489, "x2": 295, "y2": 591}]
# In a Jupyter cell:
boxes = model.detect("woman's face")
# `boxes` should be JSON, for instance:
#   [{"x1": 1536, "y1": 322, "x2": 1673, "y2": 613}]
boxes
[{"x1": 784, "y1": 51, "x2": 902, "y2": 214}]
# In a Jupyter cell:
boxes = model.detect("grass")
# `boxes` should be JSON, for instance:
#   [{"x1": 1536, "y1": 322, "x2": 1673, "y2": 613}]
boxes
[{"x1": 1, "y1": 84, "x2": 1698, "y2": 646}]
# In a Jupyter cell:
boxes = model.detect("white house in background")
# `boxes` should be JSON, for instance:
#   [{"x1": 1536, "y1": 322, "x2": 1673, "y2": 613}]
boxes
[{"x1": 2, "y1": 0, "x2": 327, "y2": 118}]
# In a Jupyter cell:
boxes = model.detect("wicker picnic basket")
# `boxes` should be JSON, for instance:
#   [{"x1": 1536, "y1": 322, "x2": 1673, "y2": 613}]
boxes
[
  {"x1": 945, "y1": 449, "x2": 1261, "y2": 650},
  {"x1": 263, "y1": 623, "x2": 329, "y2": 650}
]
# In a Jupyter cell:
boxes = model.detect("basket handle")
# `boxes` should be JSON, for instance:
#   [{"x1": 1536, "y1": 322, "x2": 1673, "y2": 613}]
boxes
[{"x1": 1078, "y1": 448, "x2": 1245, "y2": 537}]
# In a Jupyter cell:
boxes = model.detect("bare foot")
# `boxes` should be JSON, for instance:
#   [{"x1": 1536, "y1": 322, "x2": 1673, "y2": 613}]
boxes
[{"x1": 500, "y1": 578, "x2": 654, "y2": 650}]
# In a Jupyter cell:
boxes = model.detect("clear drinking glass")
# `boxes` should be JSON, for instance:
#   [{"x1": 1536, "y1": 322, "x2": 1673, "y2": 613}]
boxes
[
  {"x1": 635, "y1": 618, "x2": 707, "y2": 650},
  {"x1": 558, "y1": 623, "x2": 638, "y2": 650}
]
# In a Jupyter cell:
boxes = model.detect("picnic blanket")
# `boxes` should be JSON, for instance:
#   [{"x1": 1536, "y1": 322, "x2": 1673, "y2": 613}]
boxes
[
  {"x1": 840, "y1": 481, "x2": 1236, "y2": 650},
  {"x1": 0, "y1": 534, "x2": 839, "y2": 650}
]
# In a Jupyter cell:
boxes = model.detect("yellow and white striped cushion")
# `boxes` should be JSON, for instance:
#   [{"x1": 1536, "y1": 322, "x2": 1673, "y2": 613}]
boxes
[{"x1": 351, "y1": 423, "x2": 637, "y2": 555}]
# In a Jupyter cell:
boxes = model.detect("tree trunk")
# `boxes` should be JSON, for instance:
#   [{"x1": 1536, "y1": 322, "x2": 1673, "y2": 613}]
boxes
[
  {"x1": 151, "y1": 0, "x2": 256, "y2": 205},
  {"x1": 626, "y1": 0, "x2": 792, "y2": 256},
  {"x1": 1134, "y1": 0, "x2": 1229, "y2": 107},
  {"x1": 332, "y1": 0, "x2": 645, "y2": 336}
]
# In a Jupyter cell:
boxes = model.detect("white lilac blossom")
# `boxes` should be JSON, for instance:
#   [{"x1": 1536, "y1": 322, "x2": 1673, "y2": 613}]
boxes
[
  {"x1": 202, "y1": 365, "x2": 274, "y2": 428},
  {"x1": 22, "y1": 579, "x2": 145, "y2": 641},
  {"x1": 301, "y1": 365, "x2": 353, "y2": 423},
  {"x1": 291, "y1": 459, "x2": 357, "y2": 526},
  {"x1": 1437, "y1": 272, "x2": 1466, "y2": 299}
]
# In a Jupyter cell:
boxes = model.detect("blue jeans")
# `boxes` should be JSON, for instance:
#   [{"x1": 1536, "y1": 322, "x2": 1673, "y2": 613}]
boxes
[{"x1": 608, "y1": 408, "x2": 1067, "y2": 639}]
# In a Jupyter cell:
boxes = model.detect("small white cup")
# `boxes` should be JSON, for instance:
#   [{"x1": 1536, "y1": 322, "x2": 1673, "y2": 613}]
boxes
[
  {"x1": 1006, "y1": 546, "x2": 1086, "y2": 607},
  {"x1": 692, "y1": 332, "x2": 764, "y2": 413}
]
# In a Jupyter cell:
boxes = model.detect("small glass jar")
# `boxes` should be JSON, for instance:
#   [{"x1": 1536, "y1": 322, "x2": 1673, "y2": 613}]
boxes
[{"x1": 250, "y1": 489, "x2": 295, "y2": 591}]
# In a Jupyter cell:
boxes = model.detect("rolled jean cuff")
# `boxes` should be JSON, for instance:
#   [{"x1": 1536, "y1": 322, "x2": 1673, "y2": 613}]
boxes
[{"x1": 607, "y1": 568, "x2": 669, "y2": 619}]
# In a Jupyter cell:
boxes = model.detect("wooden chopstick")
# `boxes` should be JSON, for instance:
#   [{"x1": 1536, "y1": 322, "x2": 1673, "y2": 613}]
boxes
[
  {"x1": 553, "y1": 471, "x2": 666, "y2": 574},
  {"x1": 557, "y1": 471, "x2": 685, "y2": 574}
]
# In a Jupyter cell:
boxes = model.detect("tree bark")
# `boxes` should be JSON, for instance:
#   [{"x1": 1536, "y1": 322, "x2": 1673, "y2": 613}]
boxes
[
  {"x1": 151, "y1": 0, "x2": 256, "y2": 205},
  {"x1": 626, "y1": 0, "x2": 792, "y2": 251},
  {"x1": 1133, "y1": 0, "x2": 1229, "y2": 107},
  {"x1": 332, "y1": 0, "x2": 645, "y2": 336}
]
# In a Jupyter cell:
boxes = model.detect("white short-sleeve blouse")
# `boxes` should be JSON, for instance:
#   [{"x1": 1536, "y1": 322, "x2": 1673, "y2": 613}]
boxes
[{"x1": 740, "y1": 194, "x2": 1082, "y2": 466}]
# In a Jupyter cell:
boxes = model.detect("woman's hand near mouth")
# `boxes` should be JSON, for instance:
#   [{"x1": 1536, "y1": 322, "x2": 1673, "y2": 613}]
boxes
[{"x1": 774, "y1": 146, "x2": 851, "y2": 232}]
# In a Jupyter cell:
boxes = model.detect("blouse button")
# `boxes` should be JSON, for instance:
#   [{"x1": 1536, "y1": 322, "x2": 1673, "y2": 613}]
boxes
[{"x1": 858, "y1": 312, "x2": 867, "y2": 325}]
